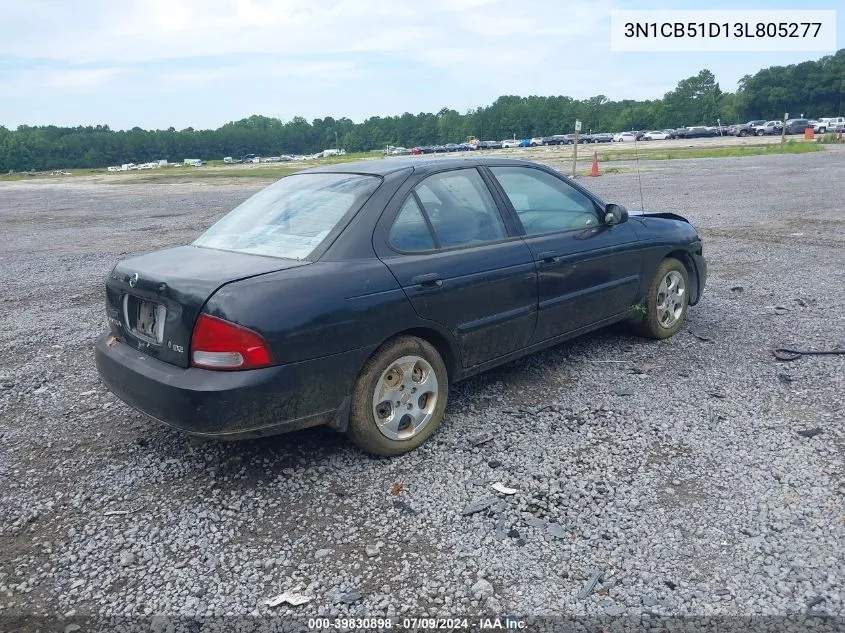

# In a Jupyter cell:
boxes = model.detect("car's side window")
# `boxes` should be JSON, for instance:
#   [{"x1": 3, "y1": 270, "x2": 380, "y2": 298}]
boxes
[
  {"x1": 414, "y1": 169, "x2": 507, "y2": 248},
  {"x1": 388, "y1": 196, "x2": 437, "y2": 252},
  {"x1": 490, "y1": 167, "x2": 598, "y2": 235}
]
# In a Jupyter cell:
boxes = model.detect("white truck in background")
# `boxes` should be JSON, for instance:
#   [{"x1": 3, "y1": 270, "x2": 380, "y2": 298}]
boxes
[{"x1": 816, "y1": 117, "x2": 844, "y2": 133}]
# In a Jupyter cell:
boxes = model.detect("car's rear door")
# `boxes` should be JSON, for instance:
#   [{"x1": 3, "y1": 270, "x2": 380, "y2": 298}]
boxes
[
  {"x1": 486, "y1": 165, "x2": 641, "y2": 344},
  {"x1": 374, "y1": 167, "x2": 537, "y2": 369}
]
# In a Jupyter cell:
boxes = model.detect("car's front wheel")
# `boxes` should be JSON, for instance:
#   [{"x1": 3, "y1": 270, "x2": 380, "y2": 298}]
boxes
[
  {"x1": 633, "y1": 258, "x2": 690, "y2": 339},
  {"x1": 347, "y1": 336, "x2": 448, "y2": 456}
]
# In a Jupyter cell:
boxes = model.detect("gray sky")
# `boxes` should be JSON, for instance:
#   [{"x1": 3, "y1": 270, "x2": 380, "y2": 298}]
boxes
[{"x1": 0, "y1": 0, "x2": 840, "y2": 130}]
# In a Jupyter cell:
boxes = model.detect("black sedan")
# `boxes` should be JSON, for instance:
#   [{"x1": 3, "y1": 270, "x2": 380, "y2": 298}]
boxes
[{"x1": 95, "y1": 157, "x2": 707, "y2": 455}]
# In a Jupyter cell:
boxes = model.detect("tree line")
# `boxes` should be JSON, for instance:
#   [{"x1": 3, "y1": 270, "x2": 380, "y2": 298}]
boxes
[{"x1": 1, "y1": 49, "x2": 842, "y2": 172}]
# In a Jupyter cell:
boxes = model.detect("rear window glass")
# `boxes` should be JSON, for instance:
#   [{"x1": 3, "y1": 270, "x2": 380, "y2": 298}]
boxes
[{"x1": 193, "y1": 173, "x2": 380, "y2": 259}]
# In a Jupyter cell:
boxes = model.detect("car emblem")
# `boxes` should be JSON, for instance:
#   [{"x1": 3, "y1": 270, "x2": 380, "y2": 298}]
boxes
[{"x1": 129, "y1": 273, "x2": 139, "y2": 288}]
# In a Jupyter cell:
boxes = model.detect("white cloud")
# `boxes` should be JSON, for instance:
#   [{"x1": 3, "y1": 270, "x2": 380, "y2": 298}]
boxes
[
  {"x1": 0, "y1": 0, "x2": 613, "y2": 66},
  {"x1": 152, "y1": 60, "x2": 361, "y2": 91},
  {"x1": 3, "y1": 0, "x2": 816, "y2": 129},
  {"x1": 0, "y1": 67, "x2": 126, "y2": 97}
]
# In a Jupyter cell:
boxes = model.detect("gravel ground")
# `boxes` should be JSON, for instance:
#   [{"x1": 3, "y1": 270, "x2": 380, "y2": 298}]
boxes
[{"x1": 0, "y1": 149, "x2": 843, "y2": 631}]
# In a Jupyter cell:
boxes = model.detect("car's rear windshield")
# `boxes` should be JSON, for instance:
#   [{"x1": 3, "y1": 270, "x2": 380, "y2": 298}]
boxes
[{"x1": 193, "y1": 173, "x2": 381, "y2": 260}]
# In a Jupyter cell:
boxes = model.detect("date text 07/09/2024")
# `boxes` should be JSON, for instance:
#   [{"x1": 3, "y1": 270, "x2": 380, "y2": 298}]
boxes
[{"x1": 306, "y1": 616, "x2": 526, "y2": 630}]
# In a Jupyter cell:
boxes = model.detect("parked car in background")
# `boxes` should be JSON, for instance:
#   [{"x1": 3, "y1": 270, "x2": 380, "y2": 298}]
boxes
[
  {"x1": 752, "y1": 121, "x2": 783, "y2": 135},
  {"x1": 613, "y1": 132, "x2": 638, "y2": 142},
  {"x1": 530, "y1": 137, "x2": 545, "y2": 147},
  {"x1": 643, "y1": 130, "x2": 670, "y2": 140},
  {"x1": 817, "y1": 117, "x2": 843, "y2": 133},
  {"x1": 677, "y1": 126, "x2": 716, "y2": 139},
  {"x1": 784, "y1": 119, "x2": 811, "y2": 135},
  {"x1": 732, "y1": 120, "x2": 766, "y2": 137},
  {"x1": 542, "y1": 135, "x2": 567, "y2": 145},
  {"x1": 518, "y1": 139, "x2": 532, "y2": 147},
  {"x1": 95, "y1": 157, "x2": 707, "y2": 456},
  {"x1": 501, "y1": 139, "x2": 520, "y2": 148},
  {"x1": 591, "y1": 133, "x2": 614, "y2": 143}
]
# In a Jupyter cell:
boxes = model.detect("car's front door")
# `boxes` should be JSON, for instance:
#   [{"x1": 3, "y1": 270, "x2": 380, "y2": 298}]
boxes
[
  {"x1": 487, "y1": 165, "x2": 642, "y2": 343},
  {"x1": 375, "y1": 167, "x2": 537, "y2": 369}
]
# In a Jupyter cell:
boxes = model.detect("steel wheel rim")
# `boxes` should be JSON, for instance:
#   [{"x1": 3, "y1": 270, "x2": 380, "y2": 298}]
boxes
[
  {"x1": 656, "y1": 270, "x2": 686, "y2": 328},
  {"x1": 372, "y1": 355, "x2": 439, "y2": 441}
]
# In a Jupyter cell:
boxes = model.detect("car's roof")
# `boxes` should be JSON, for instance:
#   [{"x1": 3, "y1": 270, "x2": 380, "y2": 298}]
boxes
[{"x1": 302, "y1": 156, "x2": 540, "y2": 176}]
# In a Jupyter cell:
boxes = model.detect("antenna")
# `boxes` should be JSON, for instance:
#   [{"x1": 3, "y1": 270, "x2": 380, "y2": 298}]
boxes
[{"x1": 633, "y1": 136, "x2": 645, "y2": 211}]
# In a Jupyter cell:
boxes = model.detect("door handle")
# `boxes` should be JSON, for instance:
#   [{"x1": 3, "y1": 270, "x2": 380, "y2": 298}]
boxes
[
  {"x1": 536, "y1": 251, "x2": 561, "y2": 263},
  {"x1": 411, "y1": 273, "x2": 443, "y2": 287}
]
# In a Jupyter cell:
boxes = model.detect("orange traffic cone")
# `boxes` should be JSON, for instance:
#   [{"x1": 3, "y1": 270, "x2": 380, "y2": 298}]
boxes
[{"x1": 590, "y1": 152, "x2": 599, "y2": 177}]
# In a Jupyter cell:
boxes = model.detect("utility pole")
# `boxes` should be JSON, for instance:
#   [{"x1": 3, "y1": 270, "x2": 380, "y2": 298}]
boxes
[
  {"x1": 572, "y1": 120, "x2": 581, "y2": 178},
  {"x1": 781, "y1": 112, "x2": 787, "y2": 150},
  {"x1": 335, "y1": 131, "x2": 339, "y2": 150}
]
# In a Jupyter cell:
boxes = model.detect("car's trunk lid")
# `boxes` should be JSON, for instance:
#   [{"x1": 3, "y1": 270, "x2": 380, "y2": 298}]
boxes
[{"x1": 105, "y1": 245, "x2": 307, "y2": 368}]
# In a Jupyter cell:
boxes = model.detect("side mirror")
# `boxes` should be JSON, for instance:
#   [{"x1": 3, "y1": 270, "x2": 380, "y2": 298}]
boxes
[{"x1": 604, "y1": 203, "x2": 629, "y2": 226}]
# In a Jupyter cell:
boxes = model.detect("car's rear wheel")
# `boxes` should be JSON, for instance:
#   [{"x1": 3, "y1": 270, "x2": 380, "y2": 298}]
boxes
[
  {"x1": 346, "y1": 336, "x2": 448, "y2": 456},
  {"x1": 632, "y1": 258, "x2": 690, "y2": 339}
]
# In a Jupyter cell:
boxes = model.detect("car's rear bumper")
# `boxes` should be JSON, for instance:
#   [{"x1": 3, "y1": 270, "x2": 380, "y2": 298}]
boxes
[{"x1": 94, "y1": 332, "x2": 372, "y2": 439}]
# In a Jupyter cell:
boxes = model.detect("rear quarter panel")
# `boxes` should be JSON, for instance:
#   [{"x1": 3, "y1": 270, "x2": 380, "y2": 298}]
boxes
[{"x1": 204, "y1": 259, "x2": 428, "y2": 366}]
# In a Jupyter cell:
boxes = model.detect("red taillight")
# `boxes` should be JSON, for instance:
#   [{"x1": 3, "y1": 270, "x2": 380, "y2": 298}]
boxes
[{"x1": 190, "y1": 313, "x2": 273, "y2": 370}]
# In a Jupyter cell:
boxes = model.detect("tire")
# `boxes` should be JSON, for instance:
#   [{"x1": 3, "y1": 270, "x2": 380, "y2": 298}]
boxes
[
  {"x1": 739, "y1": 130, "x2": 747, "y2": 137},
  {"x1": 632, "y1": 258, "x2": 691, "y2": 340},
  {"x1": 757, "y1": 130, "x2": 764, "y2": 136},
  {"x1": 819, "y1": 127, "x2": 826, "y2": 134},
  {"x1": 346, "y1": 335, "x2": 448, "y2": 456}
]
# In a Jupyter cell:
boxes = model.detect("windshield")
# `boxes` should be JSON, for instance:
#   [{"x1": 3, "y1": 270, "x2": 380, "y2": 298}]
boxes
[{"x1": 193, "y1": 173, "x2": 381, "y2": 260}]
